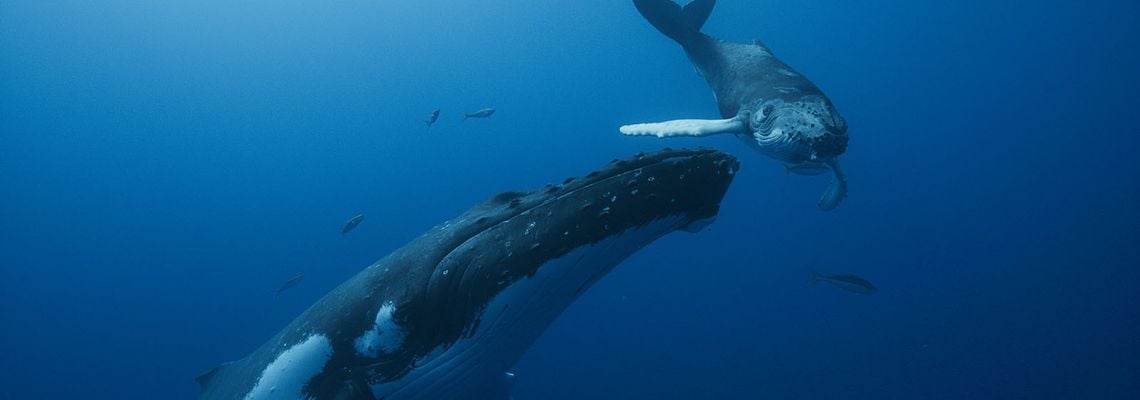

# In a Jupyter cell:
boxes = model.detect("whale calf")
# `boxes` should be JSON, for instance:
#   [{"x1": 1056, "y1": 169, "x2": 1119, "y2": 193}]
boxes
[
  {"x1": 197, "y1": 148, "x2": 739, "y2": 399},
  {"x1": 623, "y1": 0, "x2": 850, "y2": 210}
]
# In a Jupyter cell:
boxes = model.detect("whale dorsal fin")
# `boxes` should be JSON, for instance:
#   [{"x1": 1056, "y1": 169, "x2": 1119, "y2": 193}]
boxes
[{"x1": 195, "y1": 360, "x2": 237, "y2": 390}]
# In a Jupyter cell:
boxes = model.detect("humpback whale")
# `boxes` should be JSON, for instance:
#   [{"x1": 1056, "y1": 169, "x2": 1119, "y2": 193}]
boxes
[
  {"x1": 197, "y1": 148, "x2": 738, "y2": 400},
  {"x1": 622, "y1": 0, "x2": 850, "y2": 210}
]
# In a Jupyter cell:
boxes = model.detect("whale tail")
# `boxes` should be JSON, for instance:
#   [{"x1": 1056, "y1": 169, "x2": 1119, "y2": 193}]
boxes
[{"x1": 633, "y1": 0, "x2": 715, "y2": 44}]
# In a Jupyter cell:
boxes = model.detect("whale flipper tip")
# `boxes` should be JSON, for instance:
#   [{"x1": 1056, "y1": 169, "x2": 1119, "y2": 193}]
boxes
[
  {"x1": 817, "y1": 178, "x2": 846, "y2": 211},
  {"x1": 817, "y1": 159, "x2": 847, "y2": 211}
]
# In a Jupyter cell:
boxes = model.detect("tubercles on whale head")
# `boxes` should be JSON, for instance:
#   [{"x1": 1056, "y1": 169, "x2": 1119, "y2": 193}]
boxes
[{"x1": 747, "y1": 96, "x2": 848, "y2": 164}]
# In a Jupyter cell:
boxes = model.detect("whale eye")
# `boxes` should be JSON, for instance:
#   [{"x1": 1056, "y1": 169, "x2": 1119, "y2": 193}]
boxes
[{"x1": 761, "y1": 105, "x2": 775, "y2": 118}]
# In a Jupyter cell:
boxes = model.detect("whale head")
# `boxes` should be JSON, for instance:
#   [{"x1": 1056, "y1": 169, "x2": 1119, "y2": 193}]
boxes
[
  {"x1": 364, "y1": 148, "x2": 739, "y2": 398},
  {"x1": 747, "y1": 95, "x2": 848, "y2": 170}
]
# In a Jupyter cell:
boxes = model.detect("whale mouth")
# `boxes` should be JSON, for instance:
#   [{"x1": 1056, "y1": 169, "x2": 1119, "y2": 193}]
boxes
[
  {"x1": 443, "y1": 148, "x2": 740, "y2": 235},
  {"x1": 559, "y1": 147, "x2": 738, "y2": 196}
]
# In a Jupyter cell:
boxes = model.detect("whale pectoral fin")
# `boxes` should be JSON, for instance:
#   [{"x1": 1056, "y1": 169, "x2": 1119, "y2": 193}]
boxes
[
  {"x1": 818, "y1": 159, "x2": 847, "y2": 211},
  {"x1": 620, "y1": 118, "x2": 746, "y2": 138}
]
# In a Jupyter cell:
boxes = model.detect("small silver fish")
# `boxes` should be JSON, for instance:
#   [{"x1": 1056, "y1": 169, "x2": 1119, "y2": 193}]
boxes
[
  {"x1": 342, "y1": 214, "x2": 364, "y2": 236},
  {"x1": 463, "y1": 108, "x2": 495, "y2": 120},
  {"x1": 425, "y1": 109, "x2": 440, "y2": 128},
  {"x1": 275, "y1": 273, "x2": 304, "y2": 295},
  {"x1": 806, "y1": 271, "x2": 877, "y2": 294}
]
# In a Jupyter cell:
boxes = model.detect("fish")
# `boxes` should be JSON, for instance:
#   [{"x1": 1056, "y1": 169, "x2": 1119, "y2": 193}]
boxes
[
  {"x1": 462, "y1": 108, "x2": 495, "y2": 120},
  {"x1": 806, "y1": 271, "x2": 877, "y2": 294},
  {"x1": 342, "y1": 214, "x2": 364, "y2": 236},
  {"x1": 425, "y1": 109, "x2": 440, "y2": 128},
  {"x1": 275, "y1": 273, "x2": 305, "y2": 295}
]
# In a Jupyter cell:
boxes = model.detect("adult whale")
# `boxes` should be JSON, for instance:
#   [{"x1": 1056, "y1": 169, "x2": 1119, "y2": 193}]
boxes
[
  {"x1": 621, "y1": 0, "x2": 850, "y2": 210},
  {"x1": 197, "y1": 148, "x2": 738, "y2": 400}
]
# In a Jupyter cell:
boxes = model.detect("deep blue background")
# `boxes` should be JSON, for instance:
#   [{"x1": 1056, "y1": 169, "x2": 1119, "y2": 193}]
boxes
[{"x1": 2, "y1": 0, "x2": 1138, "y2": 398}]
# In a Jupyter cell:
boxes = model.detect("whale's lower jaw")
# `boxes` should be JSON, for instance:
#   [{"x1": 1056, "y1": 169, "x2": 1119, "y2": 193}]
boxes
[
  {"x1": 370, "y1": 216, "x2": 688, "y2": 400},
  {"x1": 750, "y1": 127, "x2": 814, "y2": 165}
]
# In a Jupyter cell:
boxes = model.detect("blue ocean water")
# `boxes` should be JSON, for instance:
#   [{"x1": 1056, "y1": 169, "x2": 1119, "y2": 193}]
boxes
[{"x1": 2, "y1": 0, "x2": 1138, "y2": 398}]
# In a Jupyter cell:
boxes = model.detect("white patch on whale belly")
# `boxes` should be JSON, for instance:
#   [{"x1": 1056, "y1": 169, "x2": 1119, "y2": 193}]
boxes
[
  {"x1": 243, "y1": 334, "x2": 333, "y2": 400},
  {"x1": 371, "y1": 216, "x2": 687, "y2": 400},
  {"x1": 355, "y1": 301, "x2": 406, "y2": 358}
]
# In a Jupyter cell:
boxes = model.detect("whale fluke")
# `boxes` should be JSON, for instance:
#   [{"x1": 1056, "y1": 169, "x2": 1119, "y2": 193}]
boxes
[{"x1": 633, "y1": 0, "x2": 716, "y2": 43}]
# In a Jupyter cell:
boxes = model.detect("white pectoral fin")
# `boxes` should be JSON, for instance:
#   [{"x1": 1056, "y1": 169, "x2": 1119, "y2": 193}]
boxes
[
  {"x1": 818, "y1": 159, "x2": 847, "y2": 211},
  {"x1": 620, "y1": 117, "x2": 746, "y2": 138}
]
